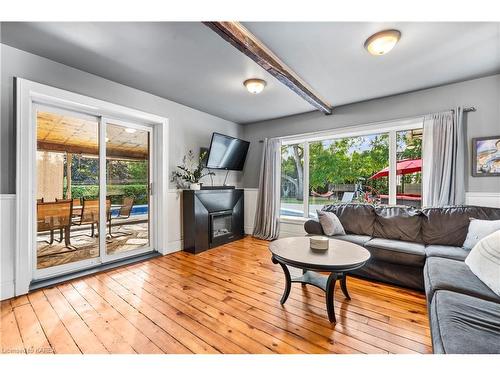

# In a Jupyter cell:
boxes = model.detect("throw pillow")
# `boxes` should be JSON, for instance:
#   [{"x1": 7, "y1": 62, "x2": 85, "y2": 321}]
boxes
[
  {"x1": 317, "y1": 210, "x2": 346, "y2": 236},
  {"x1": 465, "y1": 230, "x2": 500, "y2": 297},
  {"x1": 463, "y1": 218, "x2": 500, "y2": 250}
]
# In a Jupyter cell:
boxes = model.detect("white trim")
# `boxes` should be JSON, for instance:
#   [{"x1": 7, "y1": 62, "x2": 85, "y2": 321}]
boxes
[
  {"x1": 98, "y1": 116, "x2": 108, "y2": 263},
  {"x1": 167, "y1": 240, "x2": 183, "y2": 253},
  {"x1": 465, "y1": 192, "x2": 500, "y2": 208},
  {"x1": 16, "y1": 78, "x2": 34, "y2": 295},
  {"x1": 281, "y1": 117, "x2": 424, "y2": 145},
  {"x1": 15, "y1": 78, "x2": 169, "y2": 296},
  {"x1": 1, "y1": 194, "x2": 16, "y2": 300},
  {"x1": 388, "y1": 131, "x2": 397, "y2": 205},
  {"x1": 155, "y1": 118, "x2": 170, "y2": 255},
  {"x1": 303, "y1": 142, "x2": 310, "y2": 217},
  {"x1": 1, "y1": 282, "x2": 15, "y2": 301}
]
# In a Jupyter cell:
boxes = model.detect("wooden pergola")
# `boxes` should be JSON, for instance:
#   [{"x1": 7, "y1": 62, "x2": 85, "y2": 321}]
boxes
[{"x1": 37, "y1": 111, "x2": 149, "y2": 198}]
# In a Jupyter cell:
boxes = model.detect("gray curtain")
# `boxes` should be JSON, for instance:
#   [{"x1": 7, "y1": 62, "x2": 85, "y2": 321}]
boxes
[
  {"x1": 253, "y1": 138, "x2": 281, "y2": 240},
  {"x1": 422, "y1": 107, "x2": 466, "y2": 207}
]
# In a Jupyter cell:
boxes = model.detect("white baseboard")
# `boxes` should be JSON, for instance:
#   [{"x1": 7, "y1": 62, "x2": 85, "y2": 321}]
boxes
[
  {"x1": 167, "y1": 239, "x2": 183, "y2": 253},
  {"x1": 244, "y1": 188, "x2": 258, "y2": 236},
  {"x1": 1, "y1": 281, "x2": 15, "y2": 301}
]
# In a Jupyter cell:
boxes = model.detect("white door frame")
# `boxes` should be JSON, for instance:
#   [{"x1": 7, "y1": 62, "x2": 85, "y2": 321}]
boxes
[{"x1": 15, "y1": 78, "x2": 169, "y2": 296}]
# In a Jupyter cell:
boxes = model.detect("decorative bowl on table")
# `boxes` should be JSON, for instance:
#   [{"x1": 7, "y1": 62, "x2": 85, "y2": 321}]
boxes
[{"x1": 309, "y1": 236, "x2": 329, "y2": 251}]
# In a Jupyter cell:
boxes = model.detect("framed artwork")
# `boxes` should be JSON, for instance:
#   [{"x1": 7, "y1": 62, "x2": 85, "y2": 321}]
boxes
[{"x1": 472, "y1": 136, "x2": 500, "y2": 177}]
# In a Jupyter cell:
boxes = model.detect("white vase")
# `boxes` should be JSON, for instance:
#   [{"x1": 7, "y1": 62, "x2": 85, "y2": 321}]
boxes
[{"x1": 190, "y1": 183, "x2": 201, "y2": 190}]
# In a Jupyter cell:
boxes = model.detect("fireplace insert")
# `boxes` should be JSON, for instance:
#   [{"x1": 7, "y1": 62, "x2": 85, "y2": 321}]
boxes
[{"x1": 210, "y1": 210, "x2": 235, "y2": 247}]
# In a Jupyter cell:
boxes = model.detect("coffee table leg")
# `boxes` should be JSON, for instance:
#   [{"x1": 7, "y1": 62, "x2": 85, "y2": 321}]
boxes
[
  {"x1": 325, "y1": 273, "x2": 338, "y2": 323},
  {"x1": 272, "y1": 256, "x2": 291, "y2": 305},
  {"x1": 340, "y1": 274, "x2": 351, "y2": 300},
  {"x1": 301, "y1": 269, "x2": 307, "y2": 286}
]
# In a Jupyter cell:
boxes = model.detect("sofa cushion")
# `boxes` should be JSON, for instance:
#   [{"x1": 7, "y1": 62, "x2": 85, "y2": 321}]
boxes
[
  {"x1": 421, "y1": 206, "x2": 500, "y2": 246},
  {"x1": 373, "y1": 206, "x2": 422, "y2": 243},
  {"x1": 465, "y1": 230, "x2": 500, "y2": 297},
  {"x1": 463, "y1": 218, "x2": 500, "y2": 250},
  {"x1": 332, "y1": 234, "x2": 372, "y2": 246},
  {"x1": 322, "y1": 204, "x2": 375, "y2": 236},
  {"x1": 353, "y1": 259, "x2": 424, "y2": 291},
  {"x1": 423, "y1": 257, "x2": 500, "y2": 303},
  {"x1": 317, "y1": 210, "x2": 345, "y2": 236},
  {"x1": 364, "y1": 238, "x2": 426, "y2": 266},
  {"x1": 304, "y1": 219, "x2": 323, "y2": 235},
  {"x1": 424, "y1": 244, "x2": 469, "y2": 261},
  {"x1": 430, "y1": 290, "x2": 500, "y2": 354}
]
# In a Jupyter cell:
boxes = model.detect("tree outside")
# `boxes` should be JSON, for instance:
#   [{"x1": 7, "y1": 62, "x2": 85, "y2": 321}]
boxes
[{"x1": 63, "y1": 155, "x2": 149, "y2": 205}]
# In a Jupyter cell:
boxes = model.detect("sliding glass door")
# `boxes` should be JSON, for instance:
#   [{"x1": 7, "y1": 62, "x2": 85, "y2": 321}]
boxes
[
  {"x1": 34, "y1": 105, "x2": 154, "y2": 279},
  {"x1": 103, "y1": 120, "x2": 152, "y2": 261}
]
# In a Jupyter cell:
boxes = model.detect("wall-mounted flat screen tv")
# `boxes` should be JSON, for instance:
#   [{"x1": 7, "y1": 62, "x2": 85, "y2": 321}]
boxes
[{"x1": 206, "y1": 133, "x2": 250, "y2": 171}]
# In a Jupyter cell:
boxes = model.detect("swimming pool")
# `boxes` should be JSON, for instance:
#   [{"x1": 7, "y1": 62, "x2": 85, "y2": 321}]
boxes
[{"x1": 110, "y1": 204, "x2": 149, "y2": 216}]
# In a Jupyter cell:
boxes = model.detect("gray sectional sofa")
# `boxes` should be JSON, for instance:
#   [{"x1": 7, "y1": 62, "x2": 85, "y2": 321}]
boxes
[{"x1": 304, "y1": 203, "x2": 500, "y2": 354}]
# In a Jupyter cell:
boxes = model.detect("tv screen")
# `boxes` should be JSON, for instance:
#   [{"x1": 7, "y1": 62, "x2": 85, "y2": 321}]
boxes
[{"x1": 206, "y1": 133, "x2": 250, "y2": 171}]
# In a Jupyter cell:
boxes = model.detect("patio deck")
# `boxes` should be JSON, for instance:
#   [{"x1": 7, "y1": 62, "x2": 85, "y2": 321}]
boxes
[{"x1": 37, "y1": 217, "x2": 149, "y2": 269}]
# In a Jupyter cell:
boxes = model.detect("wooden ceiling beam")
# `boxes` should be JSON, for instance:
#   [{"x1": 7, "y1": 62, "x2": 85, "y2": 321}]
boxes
[
  {"x1": 204, "y1": 21, "x2": 333, "y2": 115},
  {"x1": 37, "y1": 141, "x2": 148, "y2": 160}
]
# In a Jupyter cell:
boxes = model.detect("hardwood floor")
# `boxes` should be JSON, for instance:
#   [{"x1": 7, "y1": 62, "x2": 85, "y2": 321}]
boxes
[{"x1": 1, "y1": 237, "x2": 432, "y2": 354}]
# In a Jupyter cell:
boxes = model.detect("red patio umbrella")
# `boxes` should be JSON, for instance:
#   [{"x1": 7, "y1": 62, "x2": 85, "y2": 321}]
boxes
[{"x1": 369, "y1": 159, "x2": 422, "y2": 179}]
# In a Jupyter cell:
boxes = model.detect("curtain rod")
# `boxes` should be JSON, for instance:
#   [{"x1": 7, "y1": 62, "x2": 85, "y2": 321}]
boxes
[
  {"x1": 462, "y1": 106, "x2": 476, "y2": 113},
  {"x1": 258, "y1": 106, "x2": 477, "y2": 143}
]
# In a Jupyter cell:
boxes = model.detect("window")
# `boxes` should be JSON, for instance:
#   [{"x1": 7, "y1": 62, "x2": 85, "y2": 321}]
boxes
[
  {"x1": 280, "y1": 143, "x2": 305, "y2": 217},
  {"x1": 396, "y1": 128, "x2": 423, "y2": 208},
  {"x1": 280, "y1": 121, "x2": 423, "y2": 218},
  {"x1": 308, "y1": 133, "x2": 389, "y2": 217}
]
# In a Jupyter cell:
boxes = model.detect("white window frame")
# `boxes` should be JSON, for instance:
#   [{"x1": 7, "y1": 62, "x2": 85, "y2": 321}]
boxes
[
  {"x1": 280, "y1": 117, "x2": 424, "y2": 219},
  {"x1": 15, "y1": 78, "x2": 170, "y2": 296}
]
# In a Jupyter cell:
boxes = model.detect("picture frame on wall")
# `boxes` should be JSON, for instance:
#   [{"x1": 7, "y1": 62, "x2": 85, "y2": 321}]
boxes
[{"x1": 472, "y1": 136, "x2": 500, "y2": 177}]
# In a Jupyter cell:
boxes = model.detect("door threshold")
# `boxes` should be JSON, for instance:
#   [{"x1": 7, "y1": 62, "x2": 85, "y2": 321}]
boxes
[{"x1": 29, "y1": 251, "x2": 161, "y2": 291}]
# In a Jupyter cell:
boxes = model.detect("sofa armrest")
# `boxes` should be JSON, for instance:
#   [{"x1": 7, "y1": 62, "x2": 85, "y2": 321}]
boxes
[{"x1": 304, "y1": 219, "x2": 324, "y2": 235}]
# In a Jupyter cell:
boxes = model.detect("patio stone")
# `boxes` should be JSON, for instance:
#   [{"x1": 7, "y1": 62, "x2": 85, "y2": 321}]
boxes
[{"x1": 125, "y1": 238, "x2": 149, "y2": 245}]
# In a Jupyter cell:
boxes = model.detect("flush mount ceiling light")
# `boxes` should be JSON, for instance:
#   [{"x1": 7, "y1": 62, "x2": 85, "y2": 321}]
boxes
[
  {"x1": 244, "y1": 78, "x2": 266, "y2": 94},
  {"x1": 364, "y1": 29, "x2": 401, "y2": 56},
  {"x1": 125, "y1": 128, "x2": 137, "y2": 134}
]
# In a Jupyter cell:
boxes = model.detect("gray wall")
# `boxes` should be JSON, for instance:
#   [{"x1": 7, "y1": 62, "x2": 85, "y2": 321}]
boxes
[
  {"x1": 0, "y1": 44, "x2": 244, "y2": 194},
  {"x1": 242, "y1": 74, "x2": 500, "y2": 192}
]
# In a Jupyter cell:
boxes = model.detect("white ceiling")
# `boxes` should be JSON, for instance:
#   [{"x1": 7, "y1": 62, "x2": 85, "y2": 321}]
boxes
[{"x1": 2, "y1": 22, "x2": 499, "y2": 124}]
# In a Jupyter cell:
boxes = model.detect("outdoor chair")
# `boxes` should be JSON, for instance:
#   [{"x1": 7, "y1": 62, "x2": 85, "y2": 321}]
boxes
[
  {"x1": 108, "y1": 196, "x2": 134, "y2": 237},
  {"x1": 72, "y1": 197, "x2": 82, "y2": 218},
  {"x1": 72, "y1": 198, "x2": 100, "y2": 237},
  {"x1": 37, "y1": 199, "x2": 73, "y2": 248},
  {"x1": 341, "y1": 192, "x2": 355, "y2": 203}
]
